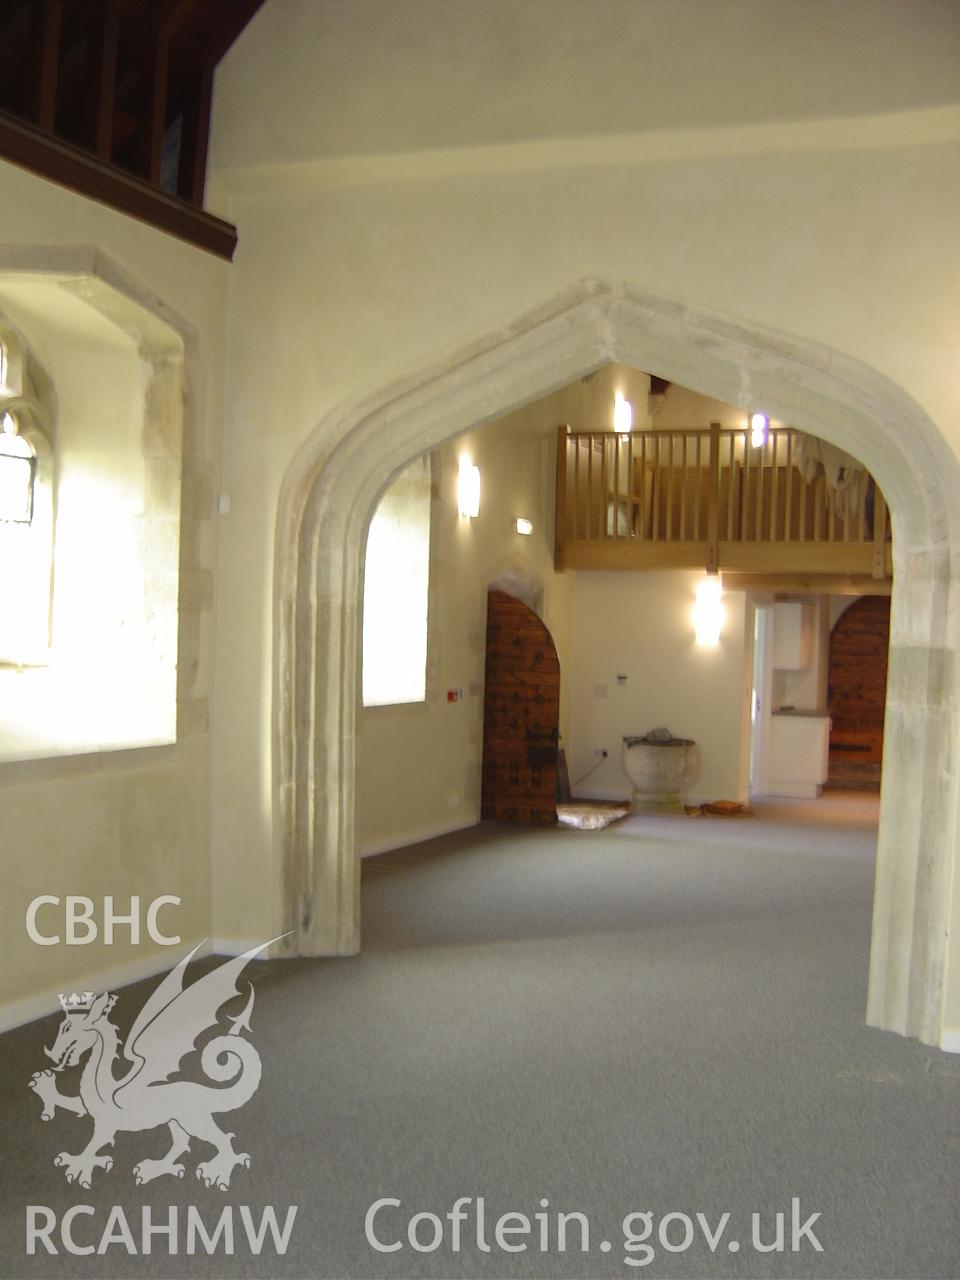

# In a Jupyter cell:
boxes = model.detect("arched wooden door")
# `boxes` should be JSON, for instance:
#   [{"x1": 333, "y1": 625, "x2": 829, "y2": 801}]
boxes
[
  {"x1": 481, "y1": 590, "x2": 560, "y2": 825},
  {"x1": 828, "y1": 595, "x2": 891, "y2": 788}
]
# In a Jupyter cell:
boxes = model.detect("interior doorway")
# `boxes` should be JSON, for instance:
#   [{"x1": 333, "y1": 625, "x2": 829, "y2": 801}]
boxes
[
  {"x1": 749, "y1": 589, "x2": 892, "y2": 802},
  {"x1": 749, "y1": 603, "x2": 774, "y2": 798},
  {"x1": 827, "y1": 596, "x2": 891, "y2": 790},
  {"x1": 480, "y1": 590, "x2": 560, "y2": 825}
]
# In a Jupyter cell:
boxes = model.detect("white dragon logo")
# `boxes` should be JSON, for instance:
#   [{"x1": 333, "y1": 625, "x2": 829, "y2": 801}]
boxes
[{"x1": 27, "y1": 939, "x2": 277, "y2": 1191}]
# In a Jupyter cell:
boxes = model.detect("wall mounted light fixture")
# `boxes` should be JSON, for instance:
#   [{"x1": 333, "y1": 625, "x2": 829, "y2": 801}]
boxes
[
  {"x1": 514, "y1": 517, "x2": 533, "y2": 535},
  {"x1": 458, "y1": 459, "x2": 480, "y2": 518},
  {"x1": 750, "y1": 412, "x2": 769, "y2": 448},
  {"x1": 693, "y1": 573, "x2": 724, "y2": 646},
  {"x1": 613, "y1": 391, "x2": 633, "y2": 433}
]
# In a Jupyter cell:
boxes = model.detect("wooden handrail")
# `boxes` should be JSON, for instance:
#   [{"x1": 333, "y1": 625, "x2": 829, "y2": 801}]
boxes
[
  {"x1": 0, "y1": 109, "x2": 237, "y2": 260},
  {"x1": 564, "y1": 425, "x2": 803, "y2": 442}
]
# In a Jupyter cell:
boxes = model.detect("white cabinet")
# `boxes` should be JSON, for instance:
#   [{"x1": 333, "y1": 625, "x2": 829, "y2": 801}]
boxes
[
  {"x1": 772, "y1": 601, "x2": 814, "y2": 670},
  {"x1": 768, "y1": 713, "x2": 830, "y2": 798}
]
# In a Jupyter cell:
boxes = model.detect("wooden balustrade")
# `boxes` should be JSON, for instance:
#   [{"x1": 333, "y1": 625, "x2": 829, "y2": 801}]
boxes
[{"x1": 554, "y1": 424, "x2": 892, "y2": 582}]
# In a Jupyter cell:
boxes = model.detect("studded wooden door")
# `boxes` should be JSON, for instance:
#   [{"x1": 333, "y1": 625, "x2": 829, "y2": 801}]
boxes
[
  {"x1": 481, "y1": 590, "x2": 560, "y2": 824},
  {"x1": 828, "y1": 594, "x2": 890, "y2": 787}
]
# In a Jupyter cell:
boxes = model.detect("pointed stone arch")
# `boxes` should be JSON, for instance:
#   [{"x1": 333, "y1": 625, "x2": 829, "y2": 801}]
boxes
[
  {"x1": 274, "y1": 278, "x2": 960, "y2": 1048},
  {"x1": 487, "y1": 558, "x2": 546, "y2": 618}
]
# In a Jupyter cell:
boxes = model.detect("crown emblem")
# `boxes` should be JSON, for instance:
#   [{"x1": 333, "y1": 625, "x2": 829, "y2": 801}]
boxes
[{"x1": 57, "y1": 992, "x2": 95, "y2": 1013}]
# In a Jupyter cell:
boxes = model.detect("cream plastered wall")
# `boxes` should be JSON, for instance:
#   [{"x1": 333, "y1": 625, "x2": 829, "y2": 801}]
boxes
[
  {"x1": 208, "y1": 1, "x2": 960, "y2": 1040},
  {"x1": 657, "y1": 384, "x2": 768, "y2": 431},
  {"x1": 0, "y1": 162, "x2": 228, "y2": 1028},
  {"x1": 567, "y1": 572, "x2": 750, "y2": 804},
  {"x1": 211, "y1": 0, "x2": 960, "y2": 168}
]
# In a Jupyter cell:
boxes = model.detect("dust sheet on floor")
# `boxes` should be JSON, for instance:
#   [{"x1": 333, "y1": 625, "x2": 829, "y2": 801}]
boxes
[{"x1": 556, "y1": 802, "x2": 631, "y2": 831}]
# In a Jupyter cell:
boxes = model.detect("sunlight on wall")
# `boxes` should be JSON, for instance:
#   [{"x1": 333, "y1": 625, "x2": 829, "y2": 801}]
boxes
[
  {"x1": 0, "y1": 279, "x2": 183, "y2": 763},
  {"x1": 0, "y1": 525, "x2": 51, "y2": 659},
  {"x1": 0, "y1": 331, "x2": 54, "y2": 664},
  {"x1": 0, "y1": 439, "x2": 51, "y2": 659},
  {"x1": 362, "y1": 455, "x2": 431, "y2": 707}
]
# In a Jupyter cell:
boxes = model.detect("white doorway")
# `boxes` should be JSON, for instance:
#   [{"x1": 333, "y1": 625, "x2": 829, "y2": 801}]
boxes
[{"x1": 749, "y1": 603, "x2": 774, "y2": 798}]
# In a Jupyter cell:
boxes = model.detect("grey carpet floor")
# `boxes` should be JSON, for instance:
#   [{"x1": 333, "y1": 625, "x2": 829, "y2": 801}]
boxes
[{"x1": 1, "y1": 795, "x2": 958, "y2": 1279}]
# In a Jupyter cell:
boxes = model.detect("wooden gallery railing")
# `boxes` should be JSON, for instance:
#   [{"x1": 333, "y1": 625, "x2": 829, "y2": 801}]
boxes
[{"x1": 554, "y1": 423, "x2": 892, "y2": 579}]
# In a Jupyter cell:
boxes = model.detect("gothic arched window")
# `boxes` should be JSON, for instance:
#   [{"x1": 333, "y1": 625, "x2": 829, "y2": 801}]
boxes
[
  {"x1": 0, "y1": 334, "x2": 55, "y2": 664},
  {"x1": 0, "y1": 413, "x2": 35, "y2": 524}
]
